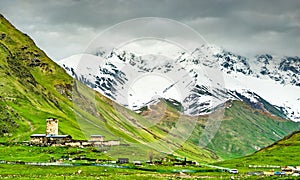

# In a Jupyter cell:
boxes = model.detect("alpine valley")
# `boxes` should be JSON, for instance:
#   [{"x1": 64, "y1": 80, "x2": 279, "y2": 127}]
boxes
[{"x1": 0, "y1": 12, "x2": 300, "y2": 176}]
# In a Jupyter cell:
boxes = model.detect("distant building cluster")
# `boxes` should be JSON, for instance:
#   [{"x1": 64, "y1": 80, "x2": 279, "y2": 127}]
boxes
[
  {"x1": 30, "y1": 118, "x2": 120, "y2": 147},
  {"x1": 247, "y1": 165, "x2": 300, "y2": 177}
]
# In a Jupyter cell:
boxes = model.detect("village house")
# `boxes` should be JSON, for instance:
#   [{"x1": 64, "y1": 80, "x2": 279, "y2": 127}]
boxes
[
  {"x1": 30, "y1": 118, "x2": 120, "y2": 147},
  {"x1": 133, "y1": 160, "x2": 142, "y2": 166},
  {"x1": 46, "y1": 134, "x2": 72, "y2": 144},
  {"x1": 30, "y1": 118, "x2": 72, "y2": 145},
  {"x1": 281, "y1": 166, "x2": 300, "y2": 175},
  {"x1": 30, "y1": 134, "x2": 46, "y2": 144},
  {"x1": 117, "y1": 158, "x2": 129, "y2": 164}
]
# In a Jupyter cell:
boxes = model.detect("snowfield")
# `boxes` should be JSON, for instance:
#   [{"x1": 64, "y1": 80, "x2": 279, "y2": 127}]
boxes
[{"x1": 58, "y1": 45, "x2": 300, "y2": 121}]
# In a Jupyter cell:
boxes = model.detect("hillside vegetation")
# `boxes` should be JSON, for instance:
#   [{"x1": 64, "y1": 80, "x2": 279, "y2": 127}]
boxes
[
  {"x1": 204, "y1": 100, "x2": 299, "y2": 159},
  {"x1": 218, "y1": 130, "x2": 300, "y2": 168}
]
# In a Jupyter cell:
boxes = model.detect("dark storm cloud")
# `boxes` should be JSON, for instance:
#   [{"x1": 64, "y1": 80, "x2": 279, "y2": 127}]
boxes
[
  {"x1": 2, "y1": 0, "x2": 237, "y2": 27},
  {"x1": 1, "y1": 0, "x2": 300, "y2": 60}
]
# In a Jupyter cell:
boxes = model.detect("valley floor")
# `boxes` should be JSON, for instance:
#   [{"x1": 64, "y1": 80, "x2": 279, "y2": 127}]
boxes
[
  {"x1": 0, "y1": 144, "x2": 299, "y2": 179},
  {"x1": 0, "y1": 164, "x2": 226, "y2": 179},
  {"x1": 0, "y1": 163, "x2": 298, "y2": 179}
]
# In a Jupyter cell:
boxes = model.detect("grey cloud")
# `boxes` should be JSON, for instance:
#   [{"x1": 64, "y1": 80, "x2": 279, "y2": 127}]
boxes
[{"x1": 1, "y1": 0, "x2": 300, "y2": 60}]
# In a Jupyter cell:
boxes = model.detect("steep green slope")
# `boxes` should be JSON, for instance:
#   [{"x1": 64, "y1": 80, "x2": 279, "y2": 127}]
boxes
[
  {"x1": 217, "y1": 130, "x2": 300, "y2": 168},
  {"x1": 203, "y1": 100, "x2": 299, "y2": 159},
  {"x1": 0, "y1": 14, "x2": 84, "y2": 140}
]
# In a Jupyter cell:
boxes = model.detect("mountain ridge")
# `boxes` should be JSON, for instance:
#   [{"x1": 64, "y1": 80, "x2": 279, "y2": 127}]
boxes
[{"x1": 59, "y1": 46, "x2": 300, "y2": 121}]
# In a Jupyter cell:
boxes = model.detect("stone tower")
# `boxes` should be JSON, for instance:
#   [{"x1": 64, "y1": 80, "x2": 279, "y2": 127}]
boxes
[{"x1": 46, "y1": 118, "x2": 58, "y2": 135}]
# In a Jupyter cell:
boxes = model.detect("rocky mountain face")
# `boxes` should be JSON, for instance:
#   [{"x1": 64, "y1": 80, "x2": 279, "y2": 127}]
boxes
[{"x1": 59, "y1": 45, "x2": 300, "y2": 121}]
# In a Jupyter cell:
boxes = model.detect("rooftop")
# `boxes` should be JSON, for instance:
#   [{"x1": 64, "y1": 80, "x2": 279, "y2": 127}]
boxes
[
  {"x1": 46, "y1": 134, "x2": 71, "y2": 138},
  {"x1": 30, "y1": 134, "x2": 46, "y2": 137}
]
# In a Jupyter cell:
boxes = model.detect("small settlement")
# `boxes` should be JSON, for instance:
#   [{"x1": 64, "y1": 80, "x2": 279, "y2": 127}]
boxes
[
  {"x1": 30, "y1": 118, "x2": 120, "y2": 147},
  {"x1": 28, "y1": 119, "x2": 300, "y2": 178},
  {"x1": 247, "y1": 165, "x2": 300, "y2": 177}
]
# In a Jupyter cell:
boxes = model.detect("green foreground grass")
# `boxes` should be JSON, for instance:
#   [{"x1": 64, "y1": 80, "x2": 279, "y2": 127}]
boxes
[
  {"x1": 1, "y1": 142, "x2": 300, "y2": 179},
  {"x1": 0, "y1": 164, "x2": 238, "y2": 180},
  {"x1": 0, "y1": 163, "x2": 297, "y2": 179},
  {"x1": 0, "y1": 144, "x2": 229, "y2": 179},
  {"x1": 0, "y1": 144, "x2": 109, "y2": 163}
]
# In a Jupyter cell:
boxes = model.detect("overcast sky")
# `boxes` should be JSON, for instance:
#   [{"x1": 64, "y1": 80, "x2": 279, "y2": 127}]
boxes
[{"x1": 1, "y1": 0, "x2": 300, "y2": 61}]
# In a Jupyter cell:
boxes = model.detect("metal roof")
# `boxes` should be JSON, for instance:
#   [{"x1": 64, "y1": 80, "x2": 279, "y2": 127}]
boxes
[
  {"x1": 46, "y1": 134, "x2": 71, "y2": 138},
  {"x1": 30, "y1": 134, "x2": 46, "y2": 137}
]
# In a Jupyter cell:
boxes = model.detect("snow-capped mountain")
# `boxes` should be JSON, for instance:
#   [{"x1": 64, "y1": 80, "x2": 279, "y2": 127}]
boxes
[{"x1": 58, "y1": 45, "x2": 300, "y2": 121}]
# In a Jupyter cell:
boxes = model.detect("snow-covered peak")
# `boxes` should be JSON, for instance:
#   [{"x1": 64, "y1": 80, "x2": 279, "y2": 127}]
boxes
[{"x1": 58, "y1": 45, "x2": 300, "y2": 121}]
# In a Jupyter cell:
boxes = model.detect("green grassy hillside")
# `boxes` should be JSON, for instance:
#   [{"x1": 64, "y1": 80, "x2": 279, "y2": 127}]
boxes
[
  {"x1": 137, "y1": 99, "x2": 299, "y2": 160},
  {"x1": 0, "y1": 14, "x2": 83, "y2": 141},
  {"x1": 218, "y1": 130, "x2": 300, "y2": 168},
  {"x1": 203, "y1": 100, "x2": 299, "y2": 159}
]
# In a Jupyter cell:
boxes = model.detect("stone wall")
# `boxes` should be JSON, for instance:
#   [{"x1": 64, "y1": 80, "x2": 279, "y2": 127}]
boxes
[
  {"x1": 93, "y1": 140, "x2": 120, "y2": 146},
  {"x1": 30, "y1": 137, "x2": 45, "y2": 144},
  {"x1": 46, "y1": 118, "x2": 58, "y2": 135},
  {"x1": 90, "y1": 135, "x2": 104, "y2": 142},
  {"x1": 64, "y1": 140, "x2": 120, "y2": 147}
]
